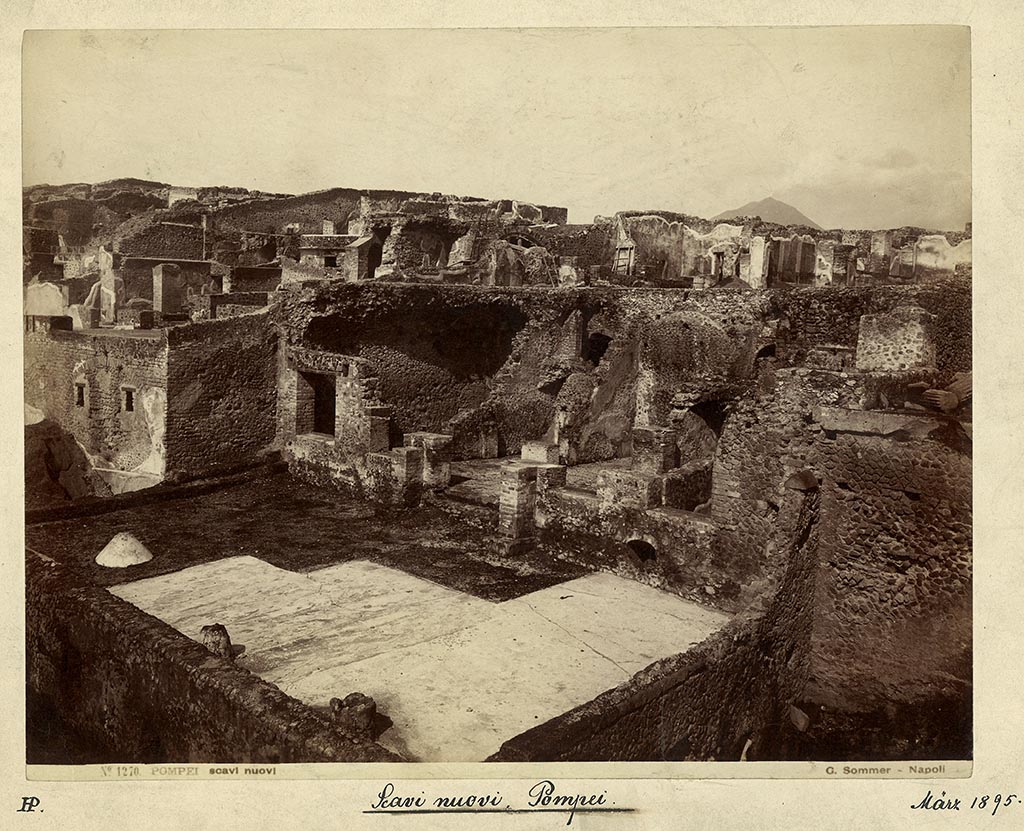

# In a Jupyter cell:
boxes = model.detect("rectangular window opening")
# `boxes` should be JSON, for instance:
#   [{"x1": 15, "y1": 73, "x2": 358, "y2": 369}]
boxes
[
  {"x1": 75, "y1": 383, "x2": 85, "y2": 407},
  {"x1": 324, "y1": 255, "x2": 338, "y2": 268},
  {"x1": 121, "y1": 387, "x2": 135, "y2": 413}
]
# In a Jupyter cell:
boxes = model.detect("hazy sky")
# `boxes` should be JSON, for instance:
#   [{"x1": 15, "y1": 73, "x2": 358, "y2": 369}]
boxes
[{"x1": 23, "y1": 27, "x2": 971, "y2": 230}]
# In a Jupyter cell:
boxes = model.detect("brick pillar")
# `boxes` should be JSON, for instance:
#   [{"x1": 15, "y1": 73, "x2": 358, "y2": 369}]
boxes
[
  {"x1": 153, "y1": 263, "x2": 184, "y2": 314},
  {"x1": 404, "y1": 432, "x2": 453, "y2": 488},
  {"x1": 391, "y1": 446, "x2": 424, "y2": 488},
  {"x1": 294, "y1": 370, "x2": 315, "y2": 435},
  {"x1": 366, "y1": 405, "x2": 392, "y2": 453},
  {"x1": 499, "y1": 463, "x2": 538, "y2": 541},
  {"x1": 631, "y1": 426, "x2": 679, "y2": 474}
]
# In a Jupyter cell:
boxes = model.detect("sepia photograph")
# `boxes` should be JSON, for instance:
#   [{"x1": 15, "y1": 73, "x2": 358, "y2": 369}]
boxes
[{"x1": 20, "y1": 26, "x2": 972, "y2": 770}]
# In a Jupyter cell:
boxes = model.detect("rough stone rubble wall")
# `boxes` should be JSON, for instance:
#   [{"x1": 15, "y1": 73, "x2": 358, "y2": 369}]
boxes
[
  {"x1": 26, "y1": 555, "x2": 401, "y2": 763},
  {"x1": 164, "y1": 312, "x2": 278, "y2": 479},
  {"x1": 808, "y1": 433, "x2": 971, "y2": 711}
]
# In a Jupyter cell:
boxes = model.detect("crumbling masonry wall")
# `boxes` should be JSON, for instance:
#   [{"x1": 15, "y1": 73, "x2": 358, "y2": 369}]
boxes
[
  {"x1": 164, "y1": 312, "x2": 278, "y2": 480},
  {"x1": 26, "y1": 554, "x2": 401, "y2": 763},
  {"x1": 797, "y1": 430, "x2": 971, "y2": 758}
]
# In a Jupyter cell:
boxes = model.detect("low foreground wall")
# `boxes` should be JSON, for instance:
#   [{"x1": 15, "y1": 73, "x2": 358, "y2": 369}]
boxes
[{"x1": 26, "y1": 553, "x2": 401, "y2": 763}]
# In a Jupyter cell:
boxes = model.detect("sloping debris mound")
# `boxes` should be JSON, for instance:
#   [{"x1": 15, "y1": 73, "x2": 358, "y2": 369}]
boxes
[{"x1": 25, "y1": 418, "x2": 110, "y2": 511}]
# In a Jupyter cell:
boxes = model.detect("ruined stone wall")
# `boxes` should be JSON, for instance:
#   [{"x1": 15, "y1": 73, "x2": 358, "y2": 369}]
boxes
[
  {"x1": 23, "y1": 321, "x2": 168, "y2": 480},
  {"x1": 620, "y1": 215, "x2": 691, "y2": 280},
  {"x1": 804, "y1": 432, "x2": 971, "y2": 743},
  {"x1": 210, "y1": 188, "x2": 423, "y2": 236},
  {"x1": 531, "y1": 223, "x2": 614, "y2": 270},
  {"x1": 702, "y1": 366, "x2": 971, "y2": 755},
  {"x1": 635, "y1": 305, "x2": 761, "y2": 426},
  {"x1": 277, "y1": 284, "x2": 534, "y2": 453},
  {"x1": 490, "y1": 489, "x2": 822, "y2": 761},
  {"x1": 164, "y1": 313, "x2": 278, "y2": 479},
  {"x1": 227, "y1": 266, "x2": 283, "y2": 293},
  {"x1": 117, "y1": 223, "x2": 205, "y2": 259},
  {"x1": 272, "y1": 280, "x2": 969, "y2": 467},
  {"x1": 26, "y1": 555, "x2": 401, "y2": 763},
  {"x1": 540, "y1": 490, "x2": 721, "y2": 607},
  {"x1": 119, "y1": 260, "x2": 214, "y2": 305},
  {"x1": 768, "y1": 281, "x2": 971, "y2": 373},
  {"x1": 25, "y1": 417, "x2": 112, "y2": 510},
  {"x1": 706, "y1": 370, "x2": 839, "y2": 592},
  {"x1": 209, "y1": 292, "x2": 269, "y2": 319}
]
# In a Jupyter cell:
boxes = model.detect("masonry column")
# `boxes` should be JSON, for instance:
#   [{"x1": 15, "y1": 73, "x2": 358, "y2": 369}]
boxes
[
  {"x1": 631, "y1": 425, "x2": 679, "y2": 474},
  {"x1": 498, "y1": 462, "x2": 538, "y2": 552},
  {"x1": 403, "y1": 432, "x2": 453, "y2": 488},
  {"x1": 153, "y1": 263, "x2": 184, "y2": 315}
]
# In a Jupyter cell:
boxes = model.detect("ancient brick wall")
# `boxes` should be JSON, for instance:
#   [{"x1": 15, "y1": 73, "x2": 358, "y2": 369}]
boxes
[
  {"x1": 164, "y1": 313, "x2": 278, "y2": 479},
  {"x1": 702, "y1": 365, "x2": 971, "y2": 755},
  {"x1": 26, "y1": 555, "x2": 401, "y2": 763},
  {"x1": 856, "y1": 306, "x2": 936, "y2": 371},
  {"x1": 540, "y1": 487, "x2": 722, "y2": 607},
  {"x1": 210, "y1": 188, "x2": 423, "y2": 236},
  {"x1": 227, "y1": 266, "x2": 282, "y2": 293},
  {"x1": 23, "y1": 323, "x2": 168, "y2": 477},
  {"x1": 278, "y1": 283, "x2": 532, "y2": 453},
  {"x1": 272, "y1": 281, "x2": 969, "y2": 469}
]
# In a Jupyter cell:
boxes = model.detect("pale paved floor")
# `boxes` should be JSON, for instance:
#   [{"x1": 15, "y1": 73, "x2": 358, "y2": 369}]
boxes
[{"x1": 110, "y1": 556, "x2": 729, "y2": 761}]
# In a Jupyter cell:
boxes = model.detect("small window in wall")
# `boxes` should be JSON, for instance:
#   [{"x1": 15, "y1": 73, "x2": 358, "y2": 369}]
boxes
[
  {"x1": 324, "y1": 255, "x2": 338, "y2": 268},
  {"x1": 75, "y1": 383, "x2": 86, "y2": 407},
  {"x1": 121, "y1": 386, "x2": 136, "y2": 413}
]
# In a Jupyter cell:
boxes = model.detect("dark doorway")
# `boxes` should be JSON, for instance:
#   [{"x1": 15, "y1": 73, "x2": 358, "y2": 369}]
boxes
[
  {"x1": 309, "y1": 373, "x2": 337, "y2": 435},
  {"x1": 584, "y1": 332, "x2": 613, "y2": 365},
  {"x1": 691, "y1": 399, "x2": 728, "y2": 437},
  {"x1": 367, "y1": 242, "x2": 382, "y2": 280}
]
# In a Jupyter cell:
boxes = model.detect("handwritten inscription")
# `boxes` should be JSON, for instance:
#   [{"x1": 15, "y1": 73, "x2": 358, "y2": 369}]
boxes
[
  {"x1": 368, "y1": 780, "x2": 622, "y2": 825},
  {"x1": 911, "y1": 790, "x2": 1019, "y2": 816},
  {"x1": 528, "y1": 780, "x2": 607, "y2": 825}
]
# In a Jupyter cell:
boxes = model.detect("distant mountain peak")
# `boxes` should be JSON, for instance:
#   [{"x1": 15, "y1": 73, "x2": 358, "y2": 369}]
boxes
[{"x1": 713, "y1": 197, "x2": 822, "y2": 231}]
